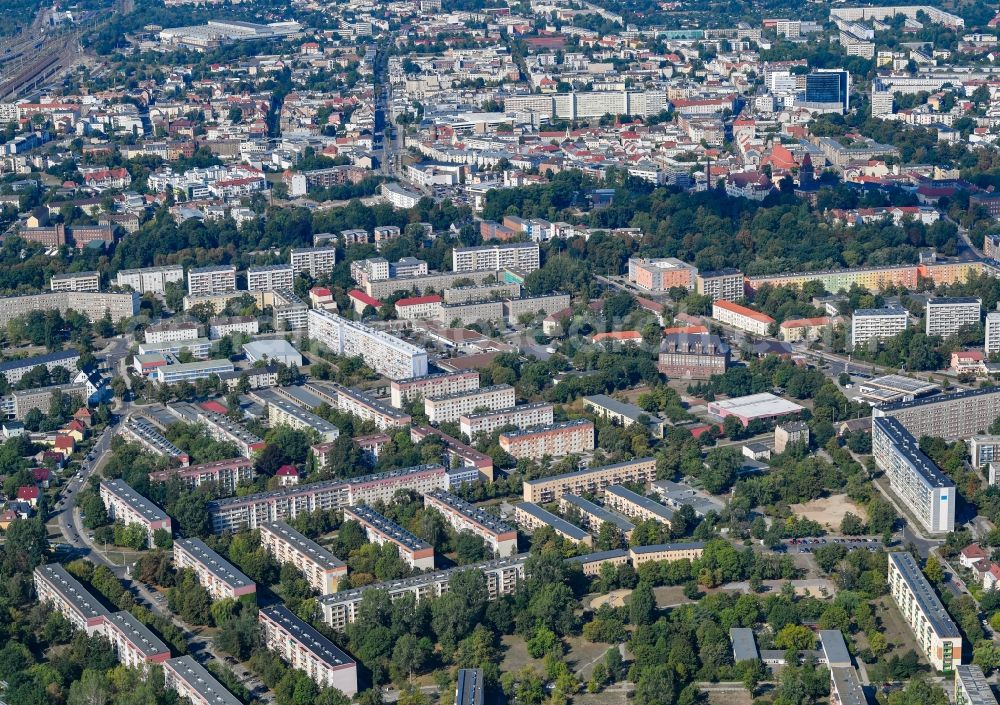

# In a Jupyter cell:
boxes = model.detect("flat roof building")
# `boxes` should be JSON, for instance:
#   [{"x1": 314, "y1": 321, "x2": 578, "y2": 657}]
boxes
[
  {"x1": 558, "y1": 493, "x2": 634, "y2": 538},
  {"x1": 872, "y1": 416, "x2": 955, "y2": 534},
  {"x1": 707, "y1": 392, "x2": 804, "y2": 426},
  {"x1": 513, "y1": 502, "x2": 593, "y2": 546},
  {"x1": 390, "y1": 371, "x2": 480, "y2": 408},
  {"x1": 425, "y1": 384, "x2": 516, "y2": 424},
  {"x1": 730, "y1": 627, "x2": 759, "y2": 662},
  {"x1": 259, "y1": 521, "x2": 347, "y2": 594},
  {"x1": 148, "y1": 457, "x2": 255, "y2": 494},
  {"x1": 955, "y1": 664, "x2": 998, "y2": 705},
  {"x1": 926, "y1": 296, "x2": 980, "y2": 338},
  {"x1": 173, "y1": 538, "x2": 256, "y2": 601},
  {"x1": 628, "y1": 542, "x2": 706, "y2": 565},
  {"x1": 872, "y1": 386, "x2": 1000, "y2": 440},
  {"x1": 459, "y1": 402, "x2": 554, "y2": 439},
  {"x1": 99, "y1": 479, "x2": 172, "y2": 547},
  {"x1": 101, "y1": 610, "x2": 171, "y2": 673},
  {"x1": 423, "y1": 489, "x2": 518, "y2": 557},
  {"x1": 522, "y1": 457, "x2": 657, "y2": 503},
  {"x1": 344, "y1": 504, "x2": 435, "y2": 569},
  {"x1": 121, "y1": 416, "x2": 191, "y2": 465},
  {"x1": 33, "y1": 563, "x2": 111, "y2": 635},
  {"x1": 887, "y1": 551, "x2": 961, "y2": 672},
  {"x1": 499, "y1": 419, "x2": 595, "y2": 460},
  {"x1": 259, "y1": 604, "x2": 358, "y2": 695},
  {"x1": 627, "y1": 257, "x2": 697, "y2": 292},
  {"x1": 308, "y1": 308, "x2": 428, "y2": 380},
  {"x1": 851, "y1": 305, "x2": 908, "y2": 350},
  {"x1": 603, "y1": 485, "x2": 674, "y2": 526},
  {"x1": 163, "y1": 655, "x2": 243, "y2": 705}
]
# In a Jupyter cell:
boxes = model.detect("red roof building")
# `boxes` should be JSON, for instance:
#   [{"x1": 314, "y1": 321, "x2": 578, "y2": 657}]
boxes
[{"x1": 276, "y1": 465, "x2": 300, "y2": 487}]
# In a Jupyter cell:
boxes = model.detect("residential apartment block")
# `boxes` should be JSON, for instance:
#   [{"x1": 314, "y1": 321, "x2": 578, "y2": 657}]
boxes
[
  {"x1": 163, "y1": 655, "x2": 244, "y2": 705},
  {"x1": 99, "y1": 479, "x2": 172, "y2": 547},
  {"x1": 390, "y1": 371, "x2": 480, "y2": 408},
  {"x1": 0, "y1": 291, "x2": 140, "y2": 326},
  {"x1": 499, "y1": 419, "x2": 595, "y2": 460},
  {"x1": 954, "y1": 665, "x2": 997, "y2": 705},
  {"x1": 307, "y1": 383, "x2": 411, "y2": 430},
  {"x1": 259, "y1": 521, "x2": 347, "y2": 595},
  {"x1": 144, "y1": 321, "x2": 200, "y2": 345},
  {"x1": 603, "y1": 485, "x2": 674, "y2": 526},
  {"x1": 116, "y1": 264, "x2": 184, "y2": 295},
  {"x1": 255, "y1": 388, "x2": 340, "y2": 442},
  {"x1": 513, "y1": 502, "x2": 593, "y2": 546},
  {"x1": 711, "y1": 300, "x2": 775, "y2": 336},
  {"x1": 290, "y1": 246, "x2": 337, "y2": 277},
  {"x1": 460, "y1": 402, "x2": 554, "y2": 439},
  {"x1": 452, "y1": 242, "x2": 540, "y2": 273},
  {"x1": 247, "y1": 264, "x2": 294, "y2": 292},
  {"x1": 33, "y1": 563, "x2": 111, "y2": 635},
  {"x1": 0, "y1": 349, "x2": 80, "y2": 385},
  {"x1": 308, "y1": 308, "x2": 428, "y2": 379},
  {"x1": 968, "y1": 436, "x2": 1000, "y2": 471},
  {"x1": 317, "y1": 555, "x2": 527, "y2": 630},
  {"x1": 522, "y1": 457, "x2": 658, "y2": 503},
  {"x1": 627, "y1": 257, "x2": 697, "y2": 292},
  {"x1": 423, "y1": 489, "x2": 517, "y2": 557},
  {"x1": 425, "y1": 384, "x2": 516, "y2": 424},
  {"x1": 872, "y1": 387, "x2": 1000, "y2": 440},
  {"x1": 344, "y1": 504, "x2": 435, "y2": 569},
  {"x1": 851, "y1": 305, "x2": 908, "y2": 349},
  {"x1": 558, "y1": 494, "x2": 634, "y2": 539},
  {"x1": 100, "y1": 610, "x2": 171, "y2": 673},
  {"x1": 657, "y1": 332, "x2": 731, "y2": 379},
  {"x1": 887, "y1": 551, "x2": 961, "y2": 672},
  {"x1": 628, "y1": 542, "x2": 706, "y2": 566},
  {"x1": 187, "y1": 265, "x2": 237, "y2": 296},
  {"x1": 926, "y1": 297, "x2": 981, "y2": 338},
  {"x1": 696, "y1": 269, "x2": 744, "y2": 302},
  {"x1": 259, "y1": 605, "x2": 358, "y2": 694},
  {"x1": 987, "y1": 312, "x2": 1000, "y2": 357},
  {"x1": 207, "y1": 465, "x2": 448, "y2": 533},
  {"x1": 872, "y1": 416, "x2": 954, "y2": 534},
  {"x1": 51, "y1": 271, "x2": 100, "y2": 292},
  {"x1": 121, "y1": 416, "x2": 191, "y2": 465},
  {"x1": 173, "y1": 538, "x2": 256, "y2": 601},
  {"x1": 148, "y1": 457, "x2": 255, "y2": 494}
]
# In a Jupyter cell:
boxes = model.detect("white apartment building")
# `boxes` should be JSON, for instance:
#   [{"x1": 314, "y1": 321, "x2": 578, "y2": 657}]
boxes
[
  {"x1": 259, "y1": 521, "x2": 347, "y2": 595},
  {"x1": 317, "y1": 555, "x2": 526, "y2": 630},
  {"x1": 986, "y1": 311, "x2": 1000, "y2": 357},
  {"x1": 100, "y1": 610, "x2": 171, "y2": 673},
  {"x1": 390, "y1": 371, "x2": 480, "y2": 408},
  {"x1": 173, "y1": 538, "x2": 257, "y2": 601},
  {"x1": 712, "y1": 300, "x2": 775, "y2": 336},
  {"x1": 499, "y1": 419, "x2": 595, "y2": 460},
  {"x1": 33, "y1": 563, "x2": 111, "y2": 635},
  {"x1": 187, "y1": 265, "x2": 237, "y2": 296},
  {"x1": 307, "y1": 308, "x2": 428, "y2": 379},
  {"x1": 151, "y1": 359, "x2": 235, "y2": 385},
  {"x1": 926, "y1": 297, "x2": 981, "y2": 337},
  {"x1": 851, "y1": 306, "x2": 908, "y2": 349},
  {"x1": 696, "y1": 269, "x2": 745, "y2": 302},
  {"x1": 887, "y1": 551, "x2": 962, "y2": 673},
  {"x1": 208, "y1": 315, "x2": 259, "y2": 340},
  {"x1": 144, "y1": 322, "x2": 200, "y2": 345},
  {"x1": 460, "y1": 402, "x2": 554, "y2": 439},
  {"x1": 452, "y1": 242, "x2": 540, "y2": 273},
  {"x1": 99, "y1": 479, "x2": 172, "y2": 547},
  {"x1": 247, "y1": 264, "x2": 294, "y2": 292},
  {"x1": 290, "y1": 246, "x2": 337, "y2": 277},
  {"x1": 163, "y1": 656, "x2": 244, "y2": 705},
  {"x1": 259, "y1": 605, "x2": 358, "y2": 694},
  {"x1": 51, "y1": 271, "x2": 100, "y2": 292},
  {"x1": 425, "y1": 384, "x2": 516, "y2": 424},
  {"x1": 344, "y1": 504, "x2": 435, "y2": 570},
  {"x1": 138, "y1": 337, "x2": 212, "y2": 358},
  {"x1": 954, "y1": 665, "x2": 997, "y2": 705},
  {"x1": 872, "y1": 416, "x2": 955, "y2": 534},
  {"x1": 423, "y1": 489, "x2": 518, "y2": 557},
  {"x1": 380, "y1": 182, "x2": 422, "y2": 208},
  {"x1": 116, "y1": 265, "x2": 185, "y2": 295}
]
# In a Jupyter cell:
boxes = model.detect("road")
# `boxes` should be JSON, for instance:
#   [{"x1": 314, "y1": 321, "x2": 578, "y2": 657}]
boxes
[{"x1": 53, "y1": 418, "x2": 275, "y2": 703}]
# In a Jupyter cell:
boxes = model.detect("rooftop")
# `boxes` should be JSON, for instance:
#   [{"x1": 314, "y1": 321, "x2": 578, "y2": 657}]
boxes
[
  {"x1": 106, "y1": 610, "x2": 169, "y2": 657},
  {"x1": 175, "y1": 538, "x2": 255, "y2": 590},
  {"x1": 424, "y1": 489, "x2": 515, "y2": 536},
  {"x1": 261, "y1": 521, "x2": 346, "y2": 571},
  {"x1": 559, "y1": 494, "x2": 635, "y2": 532},
  {"x1": 874, "y1": 416, "x2": 956, "y2": 489},
  {"x1": 526, "y1": 457, "x2": 655, "y2": 488},
  {"x1": 0, "y1": 348, "x2": 79, "y2": 373},
  {"x1": 346, "y1": 504, "x2": 432, "y2": 552},
  {"x1": 955, "y1": 665, "x2": 999, "y2": 705},
  {"x1": 875, "y1": 385, "x2": 1000, "y2": 412},
  {"x1": 36, "y1": 563, "x2": 111, "y2": 621},
  {"x1": 260, "y1": 604, "x2": 355, "y2": 670},
  {"x1": 101, "y1": 479, "x2": 170, "y2": 523},
  {"x1": 888, "y1": 551, "x2": 961, "y2": 638},
  {"x1": 165, "y1": 656, "x2": 242, "y2": 705},
  {"x1": 499, "y1": 418, "x2": 592, "y2": 440},
  {"x1": 514, "y1": 502, "x2": 590, "y2": 541}
]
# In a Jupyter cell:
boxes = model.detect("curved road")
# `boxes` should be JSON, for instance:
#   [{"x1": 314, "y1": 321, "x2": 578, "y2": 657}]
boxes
[{"x1": 53, "y1": 416, "x2": 274, "y2": 703}]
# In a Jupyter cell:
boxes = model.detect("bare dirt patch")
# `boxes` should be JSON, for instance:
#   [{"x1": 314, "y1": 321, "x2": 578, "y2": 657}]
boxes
[{"x1": 790, "y1": 494, "x2": 868, "y2": 530}]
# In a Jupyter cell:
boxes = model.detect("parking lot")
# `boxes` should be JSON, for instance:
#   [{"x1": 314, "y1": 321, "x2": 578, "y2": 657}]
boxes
[{"x1": 781, "y1": 536, "x2": 883, "y2": 554}]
